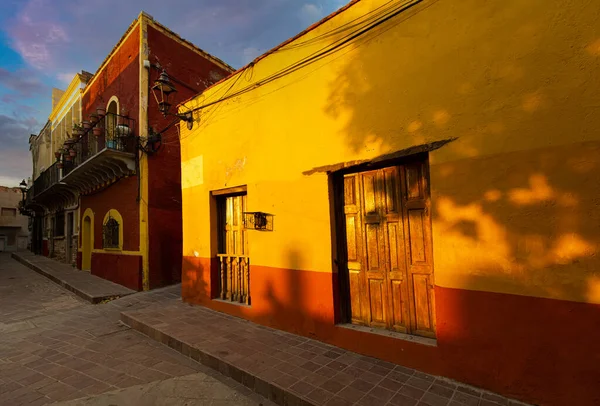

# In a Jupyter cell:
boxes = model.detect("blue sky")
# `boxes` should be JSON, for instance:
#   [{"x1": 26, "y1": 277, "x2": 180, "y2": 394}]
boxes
[{"x1": 0, "y1": 0, "x2": 347, "y2": 186}]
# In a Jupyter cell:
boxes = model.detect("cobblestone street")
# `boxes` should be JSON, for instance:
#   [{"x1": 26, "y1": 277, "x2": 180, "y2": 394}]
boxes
[{"x1": 0, "y1": 253, "x2": 272, "y2": 405}]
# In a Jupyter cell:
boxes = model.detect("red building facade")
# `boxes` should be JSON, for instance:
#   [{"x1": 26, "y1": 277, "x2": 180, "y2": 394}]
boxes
[{"x1": 74, "y1": 12, "x2": 232, "y2": 290}]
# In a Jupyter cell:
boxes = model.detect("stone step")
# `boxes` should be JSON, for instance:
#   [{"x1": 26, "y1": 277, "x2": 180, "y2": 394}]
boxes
[{"x1": 11, "y1": 252, "x2": 135, "y2": 304}]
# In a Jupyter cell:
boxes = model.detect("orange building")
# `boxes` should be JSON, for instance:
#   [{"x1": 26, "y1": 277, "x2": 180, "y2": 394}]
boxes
[{"x1": 177, "y1": 0, "x2": 600, "y2": 405}]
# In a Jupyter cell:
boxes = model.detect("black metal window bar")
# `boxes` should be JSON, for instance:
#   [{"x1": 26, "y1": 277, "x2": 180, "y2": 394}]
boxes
[
  {"x1": 102, "y1": 215, "x2": 120, "y2": 249},
  {"x1": 63, "y1": 112, "x2": 136, "y2": 177}
]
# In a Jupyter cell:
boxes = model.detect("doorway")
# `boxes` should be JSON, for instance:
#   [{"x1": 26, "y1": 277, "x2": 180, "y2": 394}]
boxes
[
  {"x1": 338, "y1": 156, "x2": 436, "y2": 338},
  {"x1": 66, "y1": 212, "x2": 74, "y2": 264},
  {"x1": 82, "y1": 215, "x2": 92, "y2": 271}
]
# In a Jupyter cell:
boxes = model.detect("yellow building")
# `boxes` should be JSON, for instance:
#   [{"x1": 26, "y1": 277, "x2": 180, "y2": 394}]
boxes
[
  {"x1": 27, "y1": 72, "x2": 92, "y2": 261},
  {"x1": 179, "y1": 1, "x2": 600, "y2": 404}
]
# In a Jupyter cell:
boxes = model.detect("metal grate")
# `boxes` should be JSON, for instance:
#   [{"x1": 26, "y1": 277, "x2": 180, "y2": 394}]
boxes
[{"x1": 102, "y1": 216, "x2": 119, "y2": 249}]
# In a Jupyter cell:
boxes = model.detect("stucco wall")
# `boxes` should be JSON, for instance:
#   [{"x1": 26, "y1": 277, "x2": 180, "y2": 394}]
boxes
[
  {"x1": 179, "y1": 0, "x2": 600, "y2": 404},
  {"x1": 0, "y1": 187, "x2": 29, "y2": 251},
  {"x1": 144, "y1": 24, "x2": 231, "y2": 289}
]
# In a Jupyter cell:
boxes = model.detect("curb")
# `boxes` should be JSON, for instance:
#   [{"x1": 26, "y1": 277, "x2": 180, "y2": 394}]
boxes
[
  {"x1": 11, "y1": 253, "x2": 130, "y2": 304},
  {"x1": 121, "y1": 311, "x2": 314, "y2": 406}
]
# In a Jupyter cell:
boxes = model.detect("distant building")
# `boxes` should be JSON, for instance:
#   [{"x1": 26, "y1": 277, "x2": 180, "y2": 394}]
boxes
[
  {"x1": 0, "y1": 186, "x2": 29, "y2": 252},
  {"x1": 24, "y1": 12, "x2": 233, "y2": 291},
  {"x1": 27, "y1": 72, "x2": 92, "y2": 261}
]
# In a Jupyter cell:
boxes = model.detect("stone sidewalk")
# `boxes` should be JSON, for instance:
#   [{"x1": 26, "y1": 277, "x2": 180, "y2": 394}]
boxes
[
  {"x1": 12, "y1": 251, "x2": 134, "y2": 303},
  {"x1": 0, "y1": 254, "x2": 272, "y2": 405},
  {"x1": 122, "y1": 302, "x2": 531, "y2": 406},
  {"x1": 54, "y1": 370, "x2": 272, "y2": 406}
]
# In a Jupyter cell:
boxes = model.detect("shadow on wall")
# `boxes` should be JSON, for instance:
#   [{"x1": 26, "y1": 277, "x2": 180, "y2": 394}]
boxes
[
  {"x1": 322, "y1": 0, "x2": 600, "y2": 404},
  {"x1": 323, "y1": 0, "x2": 600, "y2": 305},
  {"x1": 262, "y1": 248, "x2": 332, "y2": 338}
]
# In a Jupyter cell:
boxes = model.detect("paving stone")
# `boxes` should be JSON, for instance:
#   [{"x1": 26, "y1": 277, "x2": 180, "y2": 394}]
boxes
[
  {"x1": 421, "y1": 391, "x2": 451, "y2": 406},
  {"x1": 399, "y1": 384, "x2": 426, "y2": 400},
  {"x1": 429, "y1": 384, "x2": 455, "y2": 398},
  {"x1": 0, "y1": 254, "x2": 274, "y2": 406},
  {"x1": 451, "y1": 391, "x2": 481, "y2": 406},
  {"x1": 390, "y1": 393, "x2": 419, "y2": 406}
]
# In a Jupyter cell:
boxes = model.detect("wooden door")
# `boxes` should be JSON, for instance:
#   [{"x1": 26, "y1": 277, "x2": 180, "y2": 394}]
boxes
[
  {"x1": 222, "y1": 194, "x2": 247, "y2": 256},
  {"x1": 66, "y1": 212, "x2": 73, "y2": 263},
  {"x1": 342, "y1": 159, "x2": 435, "y2": 338}
]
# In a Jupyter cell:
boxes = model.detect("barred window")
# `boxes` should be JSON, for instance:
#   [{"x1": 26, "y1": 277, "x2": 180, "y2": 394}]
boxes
[{"x1": 102, "y1": 217, "x2": 119, "y2": 248}]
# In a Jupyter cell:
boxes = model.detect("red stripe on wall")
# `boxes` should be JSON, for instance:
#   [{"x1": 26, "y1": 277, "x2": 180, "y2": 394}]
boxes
[{"x1": 182, "y1": 256, "x2": 600, "y2": 405}]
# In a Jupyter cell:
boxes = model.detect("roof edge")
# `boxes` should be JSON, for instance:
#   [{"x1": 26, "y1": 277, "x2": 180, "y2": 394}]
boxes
[{"x1": 179, "y1": 0, "x2": 361, "y2": 107}]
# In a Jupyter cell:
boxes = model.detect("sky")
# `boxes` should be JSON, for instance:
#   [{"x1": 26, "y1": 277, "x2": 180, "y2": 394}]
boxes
[{"x1": 0, "y1": 0, "x2": 347, "y2": 187}]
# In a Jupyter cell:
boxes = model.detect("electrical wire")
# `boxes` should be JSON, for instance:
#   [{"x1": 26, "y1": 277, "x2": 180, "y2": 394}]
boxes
[{"x1": 183, "y1": 0, "x2": 422, "y2": 119}]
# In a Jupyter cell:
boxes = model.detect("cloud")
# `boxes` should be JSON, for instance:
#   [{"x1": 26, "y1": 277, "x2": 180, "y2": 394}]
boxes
[
  {"x1": 56, "y1": 72, "x2": 76, "y2": 85},
  {"x1": 0, "y1": 114, "x2": 39, "y2": 149},
  {"x1": 7, "y1": 0, "x2": 69, "y2": 69},
  {"x1": 0, "y1": 68, "x2": 48, "y2": 101},
  {"x1": 0, "y1": 113, "x2": 38, "y2": 185}
]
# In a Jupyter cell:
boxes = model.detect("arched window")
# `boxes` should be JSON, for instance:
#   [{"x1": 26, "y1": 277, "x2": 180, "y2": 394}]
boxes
[{"x1": 102, "y1": 209, "x2": 123, "y2": 250}]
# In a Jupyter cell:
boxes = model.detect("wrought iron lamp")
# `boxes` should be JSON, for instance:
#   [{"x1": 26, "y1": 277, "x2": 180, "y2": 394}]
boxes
[
  {"x1": 151, "y1": 69, "x2": 194, "y2": 130},
  {"x1": 18, "y1": 179, "x2": 29, "y2": 216},
  {"x1": 19, "y1": 179, "x2": 27, "y2": 200}
]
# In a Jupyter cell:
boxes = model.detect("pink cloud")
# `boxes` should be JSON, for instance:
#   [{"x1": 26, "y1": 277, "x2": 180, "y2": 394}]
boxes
[{"x1": 7, "y1": 0, "x2": 69, "y2": 69}]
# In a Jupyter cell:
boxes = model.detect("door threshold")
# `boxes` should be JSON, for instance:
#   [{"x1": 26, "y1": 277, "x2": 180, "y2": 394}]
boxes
[{"x1": 337, "y1": 323, "x2": 437, "y2": 347}]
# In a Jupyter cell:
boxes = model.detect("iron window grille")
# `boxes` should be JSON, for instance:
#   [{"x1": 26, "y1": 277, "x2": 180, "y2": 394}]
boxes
[{"x1": 102, "y1": 215, "x2": 119, "y2": 249}]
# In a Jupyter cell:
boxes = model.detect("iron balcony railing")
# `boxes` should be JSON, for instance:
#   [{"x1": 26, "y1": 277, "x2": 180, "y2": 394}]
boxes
[
  {"x1": 217, "y1": 254, "x2": 250, "y2": 305},
  {"x1": 33, "y1": 162, "x2": 60, "y2": 197},
  {"x1": 25, "y1": 184, "x2": 34, "y2": 206},
  {"x1": 63, "y1": 112, "x2": 136, "y2": 177}
]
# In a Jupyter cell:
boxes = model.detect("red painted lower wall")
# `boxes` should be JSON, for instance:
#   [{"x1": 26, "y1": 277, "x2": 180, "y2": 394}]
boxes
[
  {"x1": 91, "y1": 253, "x2": 142, "y2": 291},
  {"x1": 182, "y1": 256, "x2": 600, "y2": 406},
  {"x1": 76, "y1": 252, "x2": 82, "y2": 270},
  {"x1": 42, "y1": 240, "x2": 49, "y2": 257},
  {"x1": 148, "y1": 207, "x2": 182, "y2": 289}
]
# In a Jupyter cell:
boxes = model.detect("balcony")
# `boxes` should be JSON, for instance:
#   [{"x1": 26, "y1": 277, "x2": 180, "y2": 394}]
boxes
[
  {"x1": 28, "y1": 162, "x2": 75, "y2": 210},
  {"x1": 33, "y1": 162, "x2": 60, "y2": 197},
  {"x1": 61, "y1": 112, "x2": 137, "y2": 192}
]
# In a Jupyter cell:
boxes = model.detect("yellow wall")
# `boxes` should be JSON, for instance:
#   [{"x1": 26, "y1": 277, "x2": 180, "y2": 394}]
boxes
[
  {"x1": 181, "y1": 0, "x2": 600, "y2": 305},
  {"x1": 49, "y1": 74, "x2": 86, "y2": 161},
  {"x1": 31, "y1": 121, "x2": 52, "y2": 180}
]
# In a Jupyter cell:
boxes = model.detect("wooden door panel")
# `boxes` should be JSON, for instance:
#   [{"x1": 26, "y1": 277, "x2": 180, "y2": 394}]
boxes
[
  {"x1": 344, "y1": 174, "x2": 367, "y2": 324},
  {"x1": 405, "y1": 163, "x2": 424, "y2": 200},
  {"x1": 408, "y1": 209, "x2": 427, "y2": 264},
  {"x1": 345, "y1": 215, "x2": 359, "y2": 262},
  {"x1": 368, "y1": 278, "x2": 386, "y2": 326},
  {"x1": 365, "y1": 224, "x2": 382, "y2": 270},
  {"x1": 349, "y1": 268, "x2": 363, "y2": 323},
  {"x1": 390, "y1": 279, "x2": 409, "y2": 332},
  {"x1": 362, "y1": 172, "x2": 378, "y2": 215},
  {"x1": 387, "y1": 222, "x2": 406, "y2": 272},
  {"x1": 383, "y1": 167, "x2": 400, "y2": 215},
  {"x1": 402, "y1": 161, "x2": 436, "y2": 337},
  {"x1": 411, "y1": 273, "x2": 436, "y2": 337}
]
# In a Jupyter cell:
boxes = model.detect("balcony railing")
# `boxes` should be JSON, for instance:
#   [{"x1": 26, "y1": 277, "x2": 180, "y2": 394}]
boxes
[
  {"x1": 63, "y1": 112, "x2": 136, "y2": 177},
  {"x1": 33, "y1": 162, "x2": 60, "y2": 197},
  {"x1": 217, "y1": 254, "x2": 250, "y2": 305}
]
